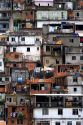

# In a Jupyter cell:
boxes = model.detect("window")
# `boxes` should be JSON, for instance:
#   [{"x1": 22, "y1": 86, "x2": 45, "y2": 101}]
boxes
[
  {"x1": 21, "y1": 37, "x2": 25, "y2": 41},
  {"x1": 13, "y1": 47, "x2": 16, "y2": 52},
  {"x1": 56, "y1": 59, "x2": 59, "y2": 64},
  {"x1": 17, "y1": 119, "x2": 23, "y2": 124},
  {"x1": 37, "y1": 47, "x2": 39, "y2": 51},
  {"x1": 70, "y1": 39, "x2": 74, "y2": 43},
  {"x1": 58, "y1": 109, "x2": 63, "y2": 115},
  {"x1": 3, "y1": 24, "x2": 6, "y2": 28},
  {"x1": 81, "y1": 49, "x2": 83, "y2": 52},
  {"x1": 72, "y1": 56, "x2": 76, "y2": 60},
  {"x1": 46, "y1": 46, "x2": 50, "y2": 52},
  {"x1": 12, "y1": 107, "x2": 16, "y2": 112},
  {"x1": 56, "y1": 122, "x2": 60, "y2": 125},
  {"x1": 15, "y1": 54, "x2": 19, "y2": 59},
  {"x1": 76, "y1": 25, "x2": 83, "y2": 31},
  {"x1": 46, "y1": 60, "x2": 49, "y2": 64},
  {"x1": 37, "y1": 121, "x2": 50, "y2": 125},
  {"x1": 80, "y1": 56, "x2": 83, "y2": 60},
  {"x1": 27, "y1": 47, "x2": 30, "y2": 52},
  {"x1": 2, "y1": 13, "x2": 6, "y2": 17},
  {"x1": 72, "y1": 109, "x2": 78, "y2": 115},
  {"x1": 73, "y1": 97, "x2": 78, "y2": 102},
  {"x1": 0, "y1": 78, "x2": 2, "y2": 81},
  {"x1": 76, "y1": 121, "x2": 81, "y2": 125},
  {"x1": 74, "y1": 88, "x2": 77, "y2": 92},
  {"x1": 7, "y1": 37, "x2": 9, "y2": 41},
  {"x1": 5, "y1": 77, "x2": 9, "y2": 81},
  {"x1": 67, "y1": 121, "x2": 72, "y2": 125},
  {"x1": 31, "y1": 11, "x2": 33, "y2": 15},
  {"x1": 77, "y1": 12, "x2": 79, "y2": 17},
  {"x1": 73, "y1": 77, "x2": 77, "y2": 82},
  {"x1": 0, "y1": 62, "x2": 2, "y2": 66},
  {"x1": 53, "y1": 37, "x2": 57, "y2": 41},
  {"x1": 42, "y1": 108, "x2": 48, "y2": 115},
  {"x1": 13, "y1": 64, "x2": 16, "y2": 67},
  {"x1": 7, "y1": 97, "x2": 12, "y2": 102},
  {"x1": 12, "y1": 37, "x2": 15, "y2": 41}
]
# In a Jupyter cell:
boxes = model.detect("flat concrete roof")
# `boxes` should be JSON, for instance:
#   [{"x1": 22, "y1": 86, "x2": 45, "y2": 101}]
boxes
[{"x1": 0, "y1": 121, "x2": 6, "y2": 125}]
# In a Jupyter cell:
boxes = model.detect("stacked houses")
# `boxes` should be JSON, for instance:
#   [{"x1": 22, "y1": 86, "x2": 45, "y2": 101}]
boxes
[{"x1": 0, "y1": 0, "x2": 83, "y2": 125}]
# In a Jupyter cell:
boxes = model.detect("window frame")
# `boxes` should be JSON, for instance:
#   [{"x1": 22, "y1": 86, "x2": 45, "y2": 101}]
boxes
[
  {"x1": 72, "y1": 109, "x2": 78, "y2": 115},
  {"x1": 58, "y1": 108, "x2": 63, "y2": 115},
  {"x1": 72, "y1": 56, "x2": 76, "y2": 60},
  {"x1": 42, "y1": 108, "x2": 49, "y2": 115},
  {"x1": 46, "y1": 46, "x2": 50, "y2": 52},
  {"x1": 27, "y1": 47, "x2": 30, "y2": 52},
  {"x1": 67, "y1": 121, "x2": 72, "y2": 125}
]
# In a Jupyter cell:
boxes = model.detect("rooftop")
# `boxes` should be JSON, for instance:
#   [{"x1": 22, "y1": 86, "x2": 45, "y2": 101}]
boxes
[{"x1": 0, "y1": 121, "x2": 6, "y2": 125}]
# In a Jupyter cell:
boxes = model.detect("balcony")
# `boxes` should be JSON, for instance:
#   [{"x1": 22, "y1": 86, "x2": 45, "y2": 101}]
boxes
[
  {"x1": 30, "y1": 83, "x2": 51, "y2": 95},
  {"x1": 0, "y1": 2, "x2": 11, "y2": 11},
  {"x1": 65, "y1": 101, "x2": 82, "y2": 108},
  {"x1": 36, "y1": 101, "x2": 64, "y2": 108},
  {"x1": 52, "y1": 86, "x2": 68, "y2": 94},
  {"x1": 15, "y1": 85, "x2": 29, "y2": 94},
  {"x1": 30, "y1": 90, "x2": 50, "y2": 95},
  {"x1": 0, "y1": 16, "x2": 10, "y2": 21},
  {"x1": 35, "y1": 95, "x2": 83, "y2": 108},
  {"x1": 35, "y1": 96, "x2": 64, "y2": 108}
]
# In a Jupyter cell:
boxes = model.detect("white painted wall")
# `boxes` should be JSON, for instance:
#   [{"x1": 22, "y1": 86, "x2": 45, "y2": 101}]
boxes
[
  {"x1": 33, "y1": 0, "x2": 53, "y2": 6},
  {"x1": 33, "y1": 108, "x2": 83, "y2": 119},
  {"x1": 65, "y1": 54, "x2": 83, "y2": 64},
  {"x1": 37, "y1": 21, "x2": 83, "y2": 28},
  {"x1": 36, "y1": 11, "x2": 67, "y2": 20},
  {"x1": 68, "y1": 86, "x2": 83, "y2": 94},
  {"x1": 0, "y1": 58, "x2": 4, "y2": 72},
  {"x1": 8, "y1": 36, "x2": 42, "y2": 45},
  {"x1": 43, "y1": 56, "x2": 62, "y2": 67},
  {"x1": 0, "y1": 46, "x2": 4, "y2": 55},
  {"x1": 10, "y1": 46, "x2": 41, "y2": 61},
  {"x1": 67, "y1": 76, "x2": 82, "y2": 85}
]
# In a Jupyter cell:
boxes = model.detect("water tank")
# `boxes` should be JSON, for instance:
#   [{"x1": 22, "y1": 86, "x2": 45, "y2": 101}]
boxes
[{"x1": 17, "y1": 77, "x2": 23, "y2": 84}]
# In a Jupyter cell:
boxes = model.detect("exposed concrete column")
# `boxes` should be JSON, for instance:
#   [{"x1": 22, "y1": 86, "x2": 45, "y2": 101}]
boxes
[{"x1": 9, "y1": 16, "x2": 14, "y2": 32}]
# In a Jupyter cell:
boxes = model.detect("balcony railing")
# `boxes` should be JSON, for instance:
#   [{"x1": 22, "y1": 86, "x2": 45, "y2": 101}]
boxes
[{"x1": 35, "y1": 101, "x2": 83, "y2": 108}]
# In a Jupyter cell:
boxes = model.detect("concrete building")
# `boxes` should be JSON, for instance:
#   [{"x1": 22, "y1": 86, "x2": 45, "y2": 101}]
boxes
[
  {"x1": 6, "y1": 30, "x2": 42, "y2": 62},
  {"x1": 5, "y1": 93, "x2": 31, "y2": 125},
  {"x1": 65, "y1": 47, "x2": 83, "y2": 64},
  {"x1": 0, "y1": 0, "x2": 11, "y2": 32},
  {"x1": 32, "y1": 94, "x2": 83, "y2": 125}
]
